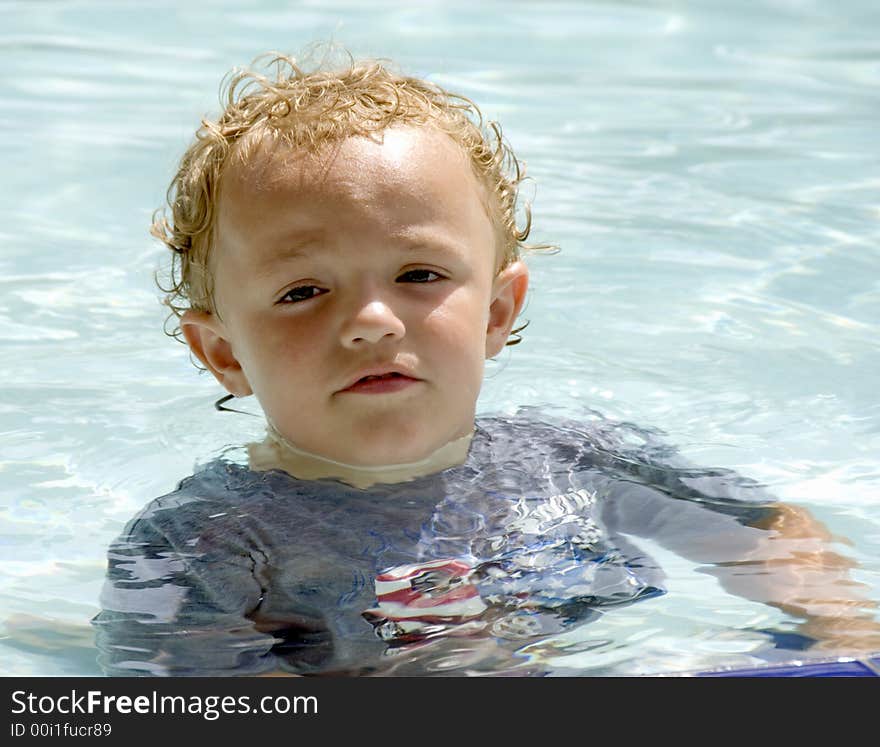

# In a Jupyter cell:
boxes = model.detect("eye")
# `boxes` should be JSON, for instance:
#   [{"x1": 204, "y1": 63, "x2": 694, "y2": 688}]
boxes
[
  {"x1": 278, "y1": 285, "x2": 326, "y2": 304},
  {"x1": 397, "y1": 269, "x2": 444, "y2": 283}
]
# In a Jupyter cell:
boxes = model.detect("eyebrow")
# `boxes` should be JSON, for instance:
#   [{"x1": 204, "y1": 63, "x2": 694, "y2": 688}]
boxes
[
  {"x1": 392, "y1": 228, "x2": 472, "y2": 259},
  {"x1": 275, "y1": 229, "x2": 326, "y2": 255},
  {"x1": 253, "y1": 228, "x2": 471, "y2": 278},
  {"x1": 251, "y1": 230, "x2": 325, "y2": 273}
]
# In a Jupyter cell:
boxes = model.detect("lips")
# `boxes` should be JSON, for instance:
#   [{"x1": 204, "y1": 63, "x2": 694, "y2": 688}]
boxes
[{"x1": 338, "y1": 365, "x2": 422, "y2": 394}]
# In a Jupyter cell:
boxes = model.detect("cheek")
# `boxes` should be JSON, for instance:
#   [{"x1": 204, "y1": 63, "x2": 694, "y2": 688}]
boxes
[
  {"x1": 421, "y1": 292, "x2": 490, "y2": 361},
  {"x1": 235, "y1": 317, "x2": 317, "y2": 386}
]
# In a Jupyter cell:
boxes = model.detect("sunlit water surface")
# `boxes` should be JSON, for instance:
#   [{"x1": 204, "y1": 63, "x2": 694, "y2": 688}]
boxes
[{"x1": 2, "y1": 0, "x2": 878, "y2": 676}]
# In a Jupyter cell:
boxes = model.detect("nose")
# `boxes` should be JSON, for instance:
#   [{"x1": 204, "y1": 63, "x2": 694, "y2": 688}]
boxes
[{"x1": 340, "y1": 296, "x2": 406, "y2": 349}]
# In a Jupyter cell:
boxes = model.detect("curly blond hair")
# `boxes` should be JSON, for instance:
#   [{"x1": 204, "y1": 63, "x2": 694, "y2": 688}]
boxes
[{"x1": 152, "y1": 51, "x2": 554, "y2": 344}]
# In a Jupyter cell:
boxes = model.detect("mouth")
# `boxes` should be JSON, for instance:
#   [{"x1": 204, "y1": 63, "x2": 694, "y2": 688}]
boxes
[{"x1": 339, "y1": 369, "x2": 422, "y2": 395}]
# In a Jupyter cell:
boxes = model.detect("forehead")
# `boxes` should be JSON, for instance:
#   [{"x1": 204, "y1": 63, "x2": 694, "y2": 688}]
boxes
[
  {"x1": 233, "y1": 122, "x2": 475, "y2": 182},
  {"x1": 213, "y1": 126, "x2": 495, "y2": 264}
]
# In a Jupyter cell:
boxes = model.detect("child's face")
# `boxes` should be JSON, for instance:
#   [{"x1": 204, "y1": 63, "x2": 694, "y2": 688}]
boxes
[{"x1": 182, "y1": 125, "x2": 528, "y2": 466}]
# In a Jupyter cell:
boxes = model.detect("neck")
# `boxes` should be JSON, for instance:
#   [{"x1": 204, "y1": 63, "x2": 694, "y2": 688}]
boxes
[{"x1": 247, "y1": 423, "x2": 474, "y2": 489}]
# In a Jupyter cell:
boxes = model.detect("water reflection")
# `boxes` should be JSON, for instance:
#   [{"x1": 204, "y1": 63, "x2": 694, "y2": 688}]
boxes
[{"x1": 93, "y1": 409, "x2": 863, "y2": 677}]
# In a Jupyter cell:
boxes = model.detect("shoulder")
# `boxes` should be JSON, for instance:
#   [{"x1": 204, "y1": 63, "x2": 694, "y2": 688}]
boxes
[
  {"x1": 116, "y1": 459, "x2": 258, "y2": 547},
  {"x1": 474, "y1": 405, "x2": 670, "y2": 467},
  {"x1": 477, "y1": 404, "x2": 663, "y2": 447},
  {"x1": 476, "y1": 406, "x2": 776, "y2": 511}
]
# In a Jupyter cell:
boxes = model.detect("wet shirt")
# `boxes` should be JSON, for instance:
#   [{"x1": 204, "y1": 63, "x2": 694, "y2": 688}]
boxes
[{"x1": 92, "y1": 410, "x2": 776, "y2": 676}]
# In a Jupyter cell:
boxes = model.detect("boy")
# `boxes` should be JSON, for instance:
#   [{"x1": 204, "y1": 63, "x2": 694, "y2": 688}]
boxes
[{"x1": 93, "y1": 53, "x2": 878, "y2": 676}]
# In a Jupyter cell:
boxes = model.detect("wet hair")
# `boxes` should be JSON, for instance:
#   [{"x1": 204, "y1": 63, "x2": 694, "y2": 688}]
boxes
[{"x1": 152, "y1": 49, "x2": 555, "y2": 345}]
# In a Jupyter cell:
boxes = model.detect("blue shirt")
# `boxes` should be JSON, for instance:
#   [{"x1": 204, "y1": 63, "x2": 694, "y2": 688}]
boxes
[{"x1": 93, "y1": 409, "x2": 776, "y2": 676}]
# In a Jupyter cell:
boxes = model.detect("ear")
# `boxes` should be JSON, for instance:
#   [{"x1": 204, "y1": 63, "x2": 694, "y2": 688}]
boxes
[
  {"x1": 180, "y1": 310, "x2": 253, "y2": 397},
  {"x1": 485, "y1": 260, "x2": 529, "y2": 359}
]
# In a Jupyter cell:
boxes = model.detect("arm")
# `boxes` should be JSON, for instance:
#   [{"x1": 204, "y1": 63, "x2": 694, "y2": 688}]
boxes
[
  {"x1": 93, "y1": 533, "x2": 269, "y2": 676},
  {"x1": 717, "y1": 502, "x2": 880, "y2": 654},
  {"x1": 600, "y1": 478, "x2": 880, "y2": 654},
  {"x1": 92, "y1": 510, "x2": 291, "y2": 676},
  {"x1": 93, "y1": 480, "x2": 356, "y2": 677}
]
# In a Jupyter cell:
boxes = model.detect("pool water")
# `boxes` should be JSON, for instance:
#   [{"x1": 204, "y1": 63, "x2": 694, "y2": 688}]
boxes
[{"x1": 2, "y1": 0, "x2": 878, "y2": 676}]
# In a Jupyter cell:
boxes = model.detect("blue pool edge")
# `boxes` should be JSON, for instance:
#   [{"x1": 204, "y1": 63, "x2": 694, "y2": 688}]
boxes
[{"x1": 689, "y1": 653, "x2": 880, "y2": 677}]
